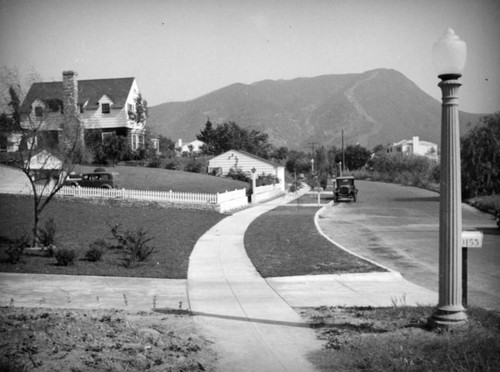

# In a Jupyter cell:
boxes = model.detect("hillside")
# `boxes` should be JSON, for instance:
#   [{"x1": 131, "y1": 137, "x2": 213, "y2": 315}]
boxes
[{"x1": 148, "y1": 69, "x2": 485, "y2": 150}]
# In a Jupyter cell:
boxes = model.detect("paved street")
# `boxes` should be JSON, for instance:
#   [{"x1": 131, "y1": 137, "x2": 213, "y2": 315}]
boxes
[{"x1": 317, "y1": 180, "x2": 500, "y2": 311}]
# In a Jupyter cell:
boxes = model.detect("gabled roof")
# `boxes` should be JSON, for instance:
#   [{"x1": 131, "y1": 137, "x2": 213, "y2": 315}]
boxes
[
  {"x1": 211, "y1": 149, "x2": 283, "y2": 168},
  {"x1": 20, "y1": 77, "x2": 135, "y2": 113}
]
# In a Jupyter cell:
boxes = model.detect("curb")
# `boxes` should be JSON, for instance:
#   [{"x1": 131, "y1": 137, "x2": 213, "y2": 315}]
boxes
[{"x1": 313, "y1": 202, "x2": 398, "y2": 274}]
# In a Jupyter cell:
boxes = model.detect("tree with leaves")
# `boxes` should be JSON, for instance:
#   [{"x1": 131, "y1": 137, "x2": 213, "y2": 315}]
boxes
[
  {"x1": 342, "y1": 144, "x2": 371, "y2": 170},
  {"x1": 285, "y1": 150, "x2": 311, "y2": 175},
  {"x1": 134, "y1": 93, "x2": 148, "y2": 124},
  {"x1": 158, "y1": 135, "x2": 175, "y2": 156},
  {"x1": 461, "y1": 112, "x2": 500, "y2": 199},
  {"x1": 197, "y1": 120, "x2": 272, "y2": 157},
  {"x1": 102, "y1": 133, "x2": 131, "y2": 166}
]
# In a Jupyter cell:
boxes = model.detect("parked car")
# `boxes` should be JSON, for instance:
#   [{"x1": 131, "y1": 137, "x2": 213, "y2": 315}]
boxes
[
  {"x1": 334, "y1": 176, "x2": 358, "y2": 203},
  {"x1": 64, "y1": 170, "x2": 119, "y2": 189}
]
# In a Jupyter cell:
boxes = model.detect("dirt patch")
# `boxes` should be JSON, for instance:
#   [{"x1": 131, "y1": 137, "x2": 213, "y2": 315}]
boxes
[{"x1": 0, "y1": 307, "x2": 216, "y2": 371}]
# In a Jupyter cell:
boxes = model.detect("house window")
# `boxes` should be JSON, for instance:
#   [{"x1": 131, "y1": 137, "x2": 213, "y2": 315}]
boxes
[
  {"x1": 101, "y1": 103, "x2": 110, "y2": 114},
  {"x1": 35, "y1": 106, "x2": 43, "y2": 117},
  {"x1": 102, "y1": 132, "x2": 113, "y2": 142},
  {"x1": 131, "y1": 134, "x2": 139, "y2": 150}
]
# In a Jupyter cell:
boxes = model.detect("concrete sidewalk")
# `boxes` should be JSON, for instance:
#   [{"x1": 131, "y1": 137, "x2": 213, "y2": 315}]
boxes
[
  {"x1": 0, "y1": 273, "x2": 188, "y2": 311},
  {"x1": 187, "y1": 195, "x2": 323, "y2": 372}
]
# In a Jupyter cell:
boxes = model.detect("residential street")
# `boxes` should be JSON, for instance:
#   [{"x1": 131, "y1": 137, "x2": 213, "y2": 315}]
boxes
[{"x1": 317, "y1": 180, "x2": 500, "y2": 311}]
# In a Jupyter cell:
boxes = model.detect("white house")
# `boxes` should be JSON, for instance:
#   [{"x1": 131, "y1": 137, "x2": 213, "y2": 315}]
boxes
[
  {"x1": 0, "y1": 132, "x2": 22, "y2": 152},
  {"x1": 176, "y1": 139, "x2": 206, "y2": 154},
  {"x1": 20, "y1": 71, "x2": 147, "y2": 151},
  {"x1": 26, "y1": 149, "x2": 63, "y2": 170},
  {"x1": 386, "y1": 136, "x2": 438, "y2": 161},
  {"x1": 208, "y1": 150, "x2": 285, "y2": 191}
]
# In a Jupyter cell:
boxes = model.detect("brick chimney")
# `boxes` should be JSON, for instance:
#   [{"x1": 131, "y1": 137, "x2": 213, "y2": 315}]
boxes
[
  {"x1": 62, "y1": 70, "x2": 78, "y2": 119},
  {"x1": 61, "y1": 70, "x2": 83, "y2": 151}
]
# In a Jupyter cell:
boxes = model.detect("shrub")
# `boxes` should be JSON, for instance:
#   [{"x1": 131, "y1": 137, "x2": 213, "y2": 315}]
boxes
[
  {"x1": 6, "y1": 235, "x2": 30, "y2": 264},
  {"x1": 148, "y1": 156, "x2": 162, "y2": 168},
  {"x1": 122, "y1": 227, "x2": 155, "y2": 268},
  {"x1": 227, "y1": 167, "x2": 251, "y2": 182},
  {"x1": 184, "y1": 158, "x2": 204, "y2": 173},
  {"x1": 85, "y1": 239, "x2": 108, "y2": 262},
  {"x1": 165, "y1": 160, "x2": 180, "y2": 170},
  {"x1": 107, "y1": 224, "x2": 155, "y2": 268},
  {"x1": 38, "y1": 217, "x2": 57, "y2": 248},
  {"x1": 54, "y1": 248, "x2": 77, "y2": 266},
  {"x1": 256, "y1": 173, "x2": 280, "y2": 186}
]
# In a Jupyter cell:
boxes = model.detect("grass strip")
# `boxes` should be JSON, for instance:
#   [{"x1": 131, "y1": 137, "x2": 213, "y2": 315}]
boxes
[
  {"x1": 244, "y1": 206, "x2": 384, "y2": 277},
  {"x1": 302, "y1": 305, "x2": 500, "y2": 371}
]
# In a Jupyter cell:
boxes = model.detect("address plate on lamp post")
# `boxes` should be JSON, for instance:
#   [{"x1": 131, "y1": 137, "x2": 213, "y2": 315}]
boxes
[{"x1": 461, "y1": 230, "x2": 483, "y2": 248}]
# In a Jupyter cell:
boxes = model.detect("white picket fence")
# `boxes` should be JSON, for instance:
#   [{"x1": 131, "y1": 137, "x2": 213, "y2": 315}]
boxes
[
  {"x1": 0, "y1": 183, "x2": 248, "y2": 213},
  {"x1": 251, "y1": 183, "x2": 285, "y2": 203}
]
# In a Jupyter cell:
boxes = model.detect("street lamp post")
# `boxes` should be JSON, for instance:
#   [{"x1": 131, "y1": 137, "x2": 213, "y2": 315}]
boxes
[{"x1": 430, "y1": 28, "x2": 468, "y2": 326}]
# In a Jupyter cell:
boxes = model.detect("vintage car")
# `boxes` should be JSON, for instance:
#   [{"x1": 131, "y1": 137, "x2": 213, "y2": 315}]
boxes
[
  {"x1": 64, "y1": 170, "x2": 119, "y2": 189},
  {"x1": 334, "y1": 176, "x2": 358, "y2": 203}
]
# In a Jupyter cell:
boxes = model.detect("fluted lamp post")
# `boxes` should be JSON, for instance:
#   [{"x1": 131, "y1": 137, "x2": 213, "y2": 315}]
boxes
[{"x1": 430, "y1": 28, "x2": 468, "y2": 326}]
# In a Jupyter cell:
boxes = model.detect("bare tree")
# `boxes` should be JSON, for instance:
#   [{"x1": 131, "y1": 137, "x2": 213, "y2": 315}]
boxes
[{"x1": 4, "y1": 81, "x2": 83, "y2": 245}]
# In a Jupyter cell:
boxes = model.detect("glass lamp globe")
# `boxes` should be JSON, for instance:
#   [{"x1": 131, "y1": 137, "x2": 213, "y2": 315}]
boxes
[{"x1": 432, "y1": 27, "x2": 467, "y2": 79}]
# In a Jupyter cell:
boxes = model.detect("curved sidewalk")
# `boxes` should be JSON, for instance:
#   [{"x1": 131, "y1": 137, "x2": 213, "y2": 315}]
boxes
[{"x1": 187, "y1": 194, "x2": 323, "y2": 372}]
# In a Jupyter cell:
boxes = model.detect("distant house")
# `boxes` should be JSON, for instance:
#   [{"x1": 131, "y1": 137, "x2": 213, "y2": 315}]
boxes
[
  {"x1": 176, "y1": 139, "x2": 206, "y2": 155},
  {"x1": 0, "y1": 132, "x2": 22, "y2": 152},
  {"x1": 19, "y1": 71, "x2": 147, "y2": 151},
  {"x1": 26, "y1": 149, "x2": 63, "y2": 170},
  {"x1": 25, "y1": 149, "x2": 64, "y2": 185},
  {"x1": 208, "y1": 150, "x2": 285, "y2": 191},
  {"x1": 386, "y1": 136, "x2": 438, "y2": 161}
]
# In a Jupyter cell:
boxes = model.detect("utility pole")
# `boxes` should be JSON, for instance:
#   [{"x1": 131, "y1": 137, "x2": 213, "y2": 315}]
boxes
[{"x1": 341, "y1": 130, "x2": 345, "y2": 174}]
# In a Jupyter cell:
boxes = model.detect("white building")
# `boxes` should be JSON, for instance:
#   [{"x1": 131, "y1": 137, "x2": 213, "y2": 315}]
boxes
[
  {"x1": 387, "y1": 136, "x2": 438, "y2": 161},
  {"x1": 208, "y1": 149, "x2": 285, "y2": 191},
  {"x1": 176, "y1": 139, "x2": 206, "y2": 154}
]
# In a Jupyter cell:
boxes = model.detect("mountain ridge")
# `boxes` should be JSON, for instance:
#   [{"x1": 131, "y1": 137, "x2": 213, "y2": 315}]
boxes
[{"x1": 148, "y1": 69, "x2": 485, "y2": 150}]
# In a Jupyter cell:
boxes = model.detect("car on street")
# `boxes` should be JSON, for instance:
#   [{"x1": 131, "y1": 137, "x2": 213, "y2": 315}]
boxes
[{"x1": 334, "y1": 176, "x2": 358, "y2": 203}]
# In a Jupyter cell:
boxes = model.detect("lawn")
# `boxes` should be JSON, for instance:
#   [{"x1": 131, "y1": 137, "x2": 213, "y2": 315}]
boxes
[
  {"x1": 0, "y1": 194, "x2": 226, "y2": 279},
  {"x1": 73, "y1": 165, "x2": 249, "y2": 193},
  {"x1": 244, "y1": 205, "x2": 384, "y2": 277},
  {"x1": 302, "y1": 305, "x2": 500, "y2": 371}
]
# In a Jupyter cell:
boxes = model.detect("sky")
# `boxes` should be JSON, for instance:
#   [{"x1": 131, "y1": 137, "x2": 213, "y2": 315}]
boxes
[{"x1": 1, "y1": 0, "x2": 499, "y2": 114}]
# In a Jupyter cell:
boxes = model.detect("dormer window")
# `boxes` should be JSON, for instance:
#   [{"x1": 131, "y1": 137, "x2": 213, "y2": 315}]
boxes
[
  {"x1": 101, "y1": 103, "x2": 110, "y2": 114},
  {"x1": 34, "y1": 106, "x2": 43, "y2": 117}
]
